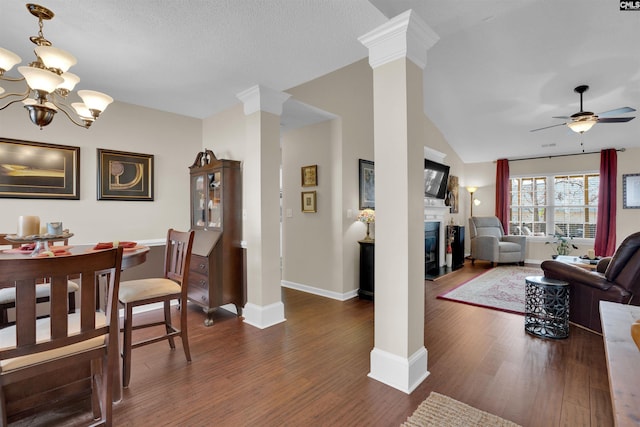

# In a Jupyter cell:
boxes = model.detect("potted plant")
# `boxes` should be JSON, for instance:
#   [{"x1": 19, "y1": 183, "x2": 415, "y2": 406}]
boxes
[{"x1": 546, "y1": 234, "x2": 578, "y2": 258}]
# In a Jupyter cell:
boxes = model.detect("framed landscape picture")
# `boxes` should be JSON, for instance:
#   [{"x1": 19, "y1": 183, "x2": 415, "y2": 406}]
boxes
[
  {"x1": 97, "y1": 149, "x2": 154, "y2": 201},
  {"x1": 0, "y1": 138, "x2": 80, "y2": 199}
]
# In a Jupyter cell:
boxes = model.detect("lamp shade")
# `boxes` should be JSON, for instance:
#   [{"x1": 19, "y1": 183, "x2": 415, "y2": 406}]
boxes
[
  {"x1": 466, "y1": 186, "x2": 478, "y2": 194},
  {"x1": 78, "y1": 90, "x2": 113, "y2": 113},
  {"x1": 18, "y1": 66, "x2": 63, "y2": 93},
  {"x1": 71, "y1": 102, "x2": 94, "y2": 120},
  {"x1": 34, "y1": 46, "x2": 77, "y2": 73},
  {"x1": 567, "y1": 118, "x2": 597, "y2": 134},
  {"x1": 0, "y1": 47, "x2": 21, "y2": 72},
  {"x1": 58, "y1": 72, "x2": 80, "y2": 91}
]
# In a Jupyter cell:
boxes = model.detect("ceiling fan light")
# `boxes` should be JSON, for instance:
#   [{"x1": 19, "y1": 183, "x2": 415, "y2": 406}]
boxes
[
  {"x1": 34, "y1": 46, "x2": 77, "y2": 73},
  {"x1": 568, "y1": 118, "x2": 597, "y2": 134},
  {"x1": 78, "y1": 90, "x2": 113, "y2": 113},
  {"x1": 18, "y1": 65, "x2": 63, "y2": 93},
  {"x1": 0, "y1": 47, "x2": 21, "y2": 73}
]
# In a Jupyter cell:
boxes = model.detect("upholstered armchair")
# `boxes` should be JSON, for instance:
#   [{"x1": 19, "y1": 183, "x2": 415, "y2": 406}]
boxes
[
  {"x1": 468, "y1": 216, "x2": 526, "y2": 266},
  {"x1": 541, "y1": 231, "x2": 640, "y2": 333}
]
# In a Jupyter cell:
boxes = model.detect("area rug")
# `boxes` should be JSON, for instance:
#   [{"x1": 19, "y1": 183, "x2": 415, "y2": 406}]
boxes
[
  {"x1": 401, "y1": 392, "x2": 521, "y2": 427},
  {"x1": 437, "y1": 266, "x2": 543, "y2": 315}
]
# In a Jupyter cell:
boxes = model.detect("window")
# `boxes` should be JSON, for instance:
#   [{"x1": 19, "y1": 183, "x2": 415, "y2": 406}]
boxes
[{"x1": 509, "y1": 173, "x2": 598, "y2": 238}]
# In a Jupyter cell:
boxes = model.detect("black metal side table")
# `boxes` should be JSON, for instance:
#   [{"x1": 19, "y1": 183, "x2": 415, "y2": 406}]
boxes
[{"x1": 525, "y1": 275, "x2": 569, "y2": 339}]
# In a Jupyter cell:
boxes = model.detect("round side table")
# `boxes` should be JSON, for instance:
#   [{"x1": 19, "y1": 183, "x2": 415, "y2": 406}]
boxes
[{"x1": 524, "y1": 275, "x2": 569, "y2": 339}]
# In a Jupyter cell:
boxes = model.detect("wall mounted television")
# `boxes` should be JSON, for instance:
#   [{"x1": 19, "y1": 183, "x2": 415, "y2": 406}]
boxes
[{"x1": 424, "y1": 159, "x2": 450, "y2": 199}]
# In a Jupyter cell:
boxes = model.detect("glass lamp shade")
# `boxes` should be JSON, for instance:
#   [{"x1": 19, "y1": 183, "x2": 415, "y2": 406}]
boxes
[
  {"x1": 0, "y1": 47, "x2": 21, "y2": 72},
  {"x1": 466, "y1": 186, "x2": 478, "y2": 194},
  {"x1": 18, "y1": 66, "x2": 64, "y2": 93},
  {"x1": 58, "y1": 72, "x2": 80, "y2": 91},
  {"x1": 23, "y1": 98, "x2": 58, "y2": 110},
  {"x1": 78, "y1": 90, "x2": 113, "y2": 113},
  {"x1": 71, "y1": 102, "x2": 94, "y2": 120},
  {"x1": 567, "y1": 119, "x2": 597, "y2": 134},
  {"x1": 34, "y1": 46, "x2": 77, "y2": 73},
  {"x1": 0, "y1": 87, "x2": 4, "y2": 95}
]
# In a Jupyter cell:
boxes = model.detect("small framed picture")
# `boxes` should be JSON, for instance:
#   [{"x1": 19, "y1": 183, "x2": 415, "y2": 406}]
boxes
[
  {"x1": 623, "y1": 173, "x2": 640, "y2": 209},
  {"x1": 301, "y1": 191, "x2": 317, "y2": 213},
  {"x1": 97, "y1": 148, "x2": 154, "y2": 201},
  {"x1": 358, "y1": 159, "x2": 374, "y2": 209},
  {"x1": 301, "y1": 165, "x2": 318, "y2": 187}
]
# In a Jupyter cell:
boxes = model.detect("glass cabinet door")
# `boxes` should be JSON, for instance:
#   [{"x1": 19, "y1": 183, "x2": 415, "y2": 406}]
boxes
[
  {"x1": 207, "y1": 171, "x2": 222, "y2": 228},
  {"x1": 192, "y1": 175, "x2": 206, "y2": 227}
]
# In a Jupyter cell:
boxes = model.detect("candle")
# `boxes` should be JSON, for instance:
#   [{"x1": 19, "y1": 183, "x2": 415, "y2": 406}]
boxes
[
  {"x1": 17, "y1": 215, "x2": 40, "y2": 237},
  {"x1": 587, "y1": 249, "x2": 595, "y2": 260}
]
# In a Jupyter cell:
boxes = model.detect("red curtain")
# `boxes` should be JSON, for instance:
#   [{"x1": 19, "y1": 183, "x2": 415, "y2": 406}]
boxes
[
  {"x1": 594, "y1": 149, "x2": 617, "y2": 256},
  {"x1": 495, "y1": 159, "x2": 510, "y2": 233}
]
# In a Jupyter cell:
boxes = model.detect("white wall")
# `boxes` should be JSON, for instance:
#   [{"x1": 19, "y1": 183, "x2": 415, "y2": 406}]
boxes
[{"x1": 0, "y1": 101, "x2": 202, "y2": 243}]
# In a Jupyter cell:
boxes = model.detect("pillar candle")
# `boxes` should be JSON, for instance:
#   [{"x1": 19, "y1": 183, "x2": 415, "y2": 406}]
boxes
[
  {"x1": 17, "y1": 215, "x2": 40, "y2": 237},
  {"x1": 587, "y1": 249, "x2": 596, "y2": 260}
]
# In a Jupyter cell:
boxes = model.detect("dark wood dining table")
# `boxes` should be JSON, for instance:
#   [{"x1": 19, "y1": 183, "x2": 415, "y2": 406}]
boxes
[{"x1": 0, "y1": 243, "x2": 150, "y2": 410}]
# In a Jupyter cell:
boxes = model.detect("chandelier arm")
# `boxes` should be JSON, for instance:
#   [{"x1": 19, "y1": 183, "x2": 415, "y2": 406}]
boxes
[
  {"x1": 0, "y1": 76, "x2": 26, "y2": 83},
  {"x1": 0, "y1": 92, "x2": 30, "y2": 111},
  {"x1": 50, "y1": 98, "x2": 90, "y2": 128}
]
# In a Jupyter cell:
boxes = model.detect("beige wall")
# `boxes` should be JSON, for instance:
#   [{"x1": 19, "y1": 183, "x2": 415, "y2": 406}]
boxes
[
  {"x1": 281, "y1": 120, "x2": 341, "y2": 291},
  {"x1": 0, "y1": 101, "x2": 202, "y2": 244},
  {"x1": 463, "y1": 147, "x2": 640, "y2": 262}
]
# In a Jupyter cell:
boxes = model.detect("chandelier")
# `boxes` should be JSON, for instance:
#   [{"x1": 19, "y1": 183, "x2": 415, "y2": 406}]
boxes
[{"x1": 0, "y1": 4, "x2": 112, "y2": 129}]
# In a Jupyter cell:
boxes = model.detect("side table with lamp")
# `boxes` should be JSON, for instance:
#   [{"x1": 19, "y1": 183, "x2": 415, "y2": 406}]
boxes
[{"x1": 357, "y1": 209, "x2": 374, "y2": 300}]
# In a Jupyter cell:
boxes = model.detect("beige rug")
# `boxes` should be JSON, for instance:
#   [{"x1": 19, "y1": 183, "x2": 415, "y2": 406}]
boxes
[
  {"x1": 401, "y1": 392, "x2": 522, "y2": 427},
  {"x1": 437, "y1": 266, "x2": 543, "y2": 315}
]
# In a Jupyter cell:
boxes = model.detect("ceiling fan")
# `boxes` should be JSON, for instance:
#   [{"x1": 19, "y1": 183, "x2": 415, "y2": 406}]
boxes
[{"x1": 530, "y1": 85, "x2": 636, "y2": 134}]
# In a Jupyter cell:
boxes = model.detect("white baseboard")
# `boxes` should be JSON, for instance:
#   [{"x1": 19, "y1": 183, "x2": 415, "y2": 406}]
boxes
[
  {"x1": 281, "y1": 280, "x2": 358, "y2": 301},
  {"x1": 243, "y1": 301, "x2": 286, "y2": 329},
  {"x1": 368, "y1": 346, "x2": 429, "y2": 394}
]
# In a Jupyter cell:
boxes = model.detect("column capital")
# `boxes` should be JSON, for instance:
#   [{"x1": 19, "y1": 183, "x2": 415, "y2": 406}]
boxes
[
  {"x1": 358, "y1": 9, "x2": 439, "y2": 70},
  {"x1": 236, "y1": 85, "x2": 291, "y2": 116}
]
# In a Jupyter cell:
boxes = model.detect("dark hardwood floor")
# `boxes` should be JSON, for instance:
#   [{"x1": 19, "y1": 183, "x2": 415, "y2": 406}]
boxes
[{"x1": 13, "y1": 261, "x2": 612, "y2": 426}]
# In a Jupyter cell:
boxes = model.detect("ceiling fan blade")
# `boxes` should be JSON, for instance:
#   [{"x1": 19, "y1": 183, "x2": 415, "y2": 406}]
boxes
[
  {"x1": 597, "y1": 117, "x2": 635, "y2": 123},
  {"x1": 530, "y1": 122, "x2": 567, "y2": 132},
  {"x1": 598, "y1": 107, "x2": 636, "y2": 117},
  {"x1": 552, "y1": 116, "x2": 570, "y2": 119}
]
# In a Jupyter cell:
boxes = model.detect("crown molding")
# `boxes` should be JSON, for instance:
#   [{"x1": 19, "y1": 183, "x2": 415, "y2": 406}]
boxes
[
  {"x1": 236, "y1": 85, "x2": 291, "y2": 116},
  {"x1": 358, "y1": 9, "x2": 439, "y2": 70}
]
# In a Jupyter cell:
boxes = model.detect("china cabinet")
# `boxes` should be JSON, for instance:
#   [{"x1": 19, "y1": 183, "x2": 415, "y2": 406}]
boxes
[{"x1": 189, "y1": 150, "x2": 244, "y2": 326}]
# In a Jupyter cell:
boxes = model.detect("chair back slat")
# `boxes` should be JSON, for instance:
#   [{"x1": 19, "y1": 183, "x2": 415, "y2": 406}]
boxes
[
  {"x1": 14, "y1": 279, "x2": 37, "y2": 347},
  {"x1": 50, "y1": 275, "x2": 69, "y2": 339},
  {"x1": 163, "y1": 229, "x2": 194, "y2": 289}
]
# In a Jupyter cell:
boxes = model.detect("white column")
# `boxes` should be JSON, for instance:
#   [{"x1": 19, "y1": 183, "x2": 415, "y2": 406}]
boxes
[
  {"x1": 359, "y1": 10, "x2": 439, "y2": 393},
  {"x1": 236, "y1": 85, "x2": 290, "y2": 328}
]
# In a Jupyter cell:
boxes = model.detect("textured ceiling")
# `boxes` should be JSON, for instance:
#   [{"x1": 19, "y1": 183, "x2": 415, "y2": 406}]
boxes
[{"x1": 1, "y1": 1, "x2": 639, "y2": 163}]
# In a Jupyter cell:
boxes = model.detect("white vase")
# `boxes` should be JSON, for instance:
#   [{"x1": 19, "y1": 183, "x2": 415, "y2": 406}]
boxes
[{"x1": 445, "y1": 253, "x2": 452, "y2": 268}]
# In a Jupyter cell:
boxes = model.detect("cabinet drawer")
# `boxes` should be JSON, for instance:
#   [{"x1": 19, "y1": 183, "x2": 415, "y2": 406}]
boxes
[
  {"x1": 188, "y1": 287, "x2": 210, "y2": 306},
  {"x1": 189, "y1": 271, "x2": 208, "y2": 290},
  {"x1": 190, "y1": 256, "x2": 209, "y2": 275}
]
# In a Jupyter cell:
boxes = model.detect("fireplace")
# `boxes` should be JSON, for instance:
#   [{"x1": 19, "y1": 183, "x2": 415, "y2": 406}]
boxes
[
  {"x1": 424, "y1": 221, "x2": 439, "y2": 277},
  {"x1": 424, "y1": 197, "x2": 449, "y2": 279}
]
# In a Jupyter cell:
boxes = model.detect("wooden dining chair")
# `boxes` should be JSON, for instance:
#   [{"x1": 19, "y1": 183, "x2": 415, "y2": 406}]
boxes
[
  {"x1": 118, "y1": 229, "x2": 194, "y2": 388},
  {"x1": 0, "y1": 234, "x2": 78, "y2": 328},
  {"x1": 0, "y1": 247, "x2": 123, "y2": 426}
]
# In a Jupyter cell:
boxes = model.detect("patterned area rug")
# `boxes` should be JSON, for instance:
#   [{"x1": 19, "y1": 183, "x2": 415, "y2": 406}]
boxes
[
  {"x1": 401, "y1": 392, "x2": 522, "y2": 427},
  {"x1": 437, "y1": 266, "x2": 543, "y2": 314}
]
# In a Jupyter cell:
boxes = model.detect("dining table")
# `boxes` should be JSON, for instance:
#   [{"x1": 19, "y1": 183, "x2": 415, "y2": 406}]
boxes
[{"x1": 0, "y1": 242, "x2": 150, "y2": 407}]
